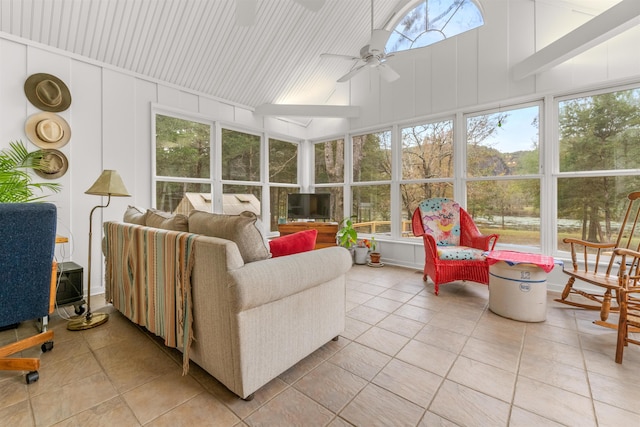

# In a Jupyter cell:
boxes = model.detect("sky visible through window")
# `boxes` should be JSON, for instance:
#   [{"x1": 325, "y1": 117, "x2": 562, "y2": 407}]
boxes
[{"x1": 386, "y1": 0, "x2": 484, "y2": 53}]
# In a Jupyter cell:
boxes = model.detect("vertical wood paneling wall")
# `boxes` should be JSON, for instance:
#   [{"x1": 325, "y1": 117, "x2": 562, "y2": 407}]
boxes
[{"x1": 0, "y1": 36, "x2": 307, "y2": 297}]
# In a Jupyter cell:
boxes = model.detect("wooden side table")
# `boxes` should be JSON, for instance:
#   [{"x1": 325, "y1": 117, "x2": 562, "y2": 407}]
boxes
[{"x1": 278, "y1": 222, "x2": 339, "y2": 250}]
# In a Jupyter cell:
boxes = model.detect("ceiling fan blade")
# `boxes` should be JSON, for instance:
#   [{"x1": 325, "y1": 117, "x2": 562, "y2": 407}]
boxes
[
  {"x1": 368, "y1": 29, "x2": 391, "y2": 54},
  {"x1": 295, "y1": 0, "x2": 325, "y2": 12},
  {"x1": 321, "y1": 53, "x2": 361, "y2": 61},
  {"x1": 337, "y1": 64, "x2": 367, "y2": 83},
  {"x1": 236, "y1": 0, "x2": 256, "y2": 26},
  {"x1": 378, "y1": 63, "x2": 400, "y2": 82}
]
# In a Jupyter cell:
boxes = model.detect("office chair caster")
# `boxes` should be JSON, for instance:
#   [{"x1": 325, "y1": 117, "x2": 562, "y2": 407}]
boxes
[
  {"x1": 26, "y1": 371, "x2": 39, "y2": 384},
  {"x1": 41, "y1": 341, "x2": 54, "y2": 352}
]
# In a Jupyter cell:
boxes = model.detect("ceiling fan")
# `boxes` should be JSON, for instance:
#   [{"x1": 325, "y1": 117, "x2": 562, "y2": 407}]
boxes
[
  {"x1": 236, "y1": 0, "x2": 325, "y2": 26},
  {"x1": 320, "y1": 0, "x2": 399, "y2": 83}
]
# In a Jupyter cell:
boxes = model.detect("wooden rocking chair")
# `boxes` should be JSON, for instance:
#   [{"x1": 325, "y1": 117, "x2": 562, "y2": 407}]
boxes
[
  {"x1": 555, "y1": 191, "x2": 640, "y2": 329},
  {"x1": 613, "y1": 248, "x2": 640, "y2": 363}
]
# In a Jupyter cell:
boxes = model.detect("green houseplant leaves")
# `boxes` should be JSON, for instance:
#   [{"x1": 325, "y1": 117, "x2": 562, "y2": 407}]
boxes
[{"x1": 0, "y1": 140, "x2": 61, "y2": 202}]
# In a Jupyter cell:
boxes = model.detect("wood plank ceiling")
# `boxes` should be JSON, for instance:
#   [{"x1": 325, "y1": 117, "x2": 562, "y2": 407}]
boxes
[
  {"x1": 0, "y1": 0, "x2": 624, "y2": 111},
  {"x1": 0, "y1": 0, "x2": 403, "y2": 109}
]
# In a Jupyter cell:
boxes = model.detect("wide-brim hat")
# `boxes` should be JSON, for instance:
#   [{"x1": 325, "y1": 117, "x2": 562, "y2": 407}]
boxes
[
  {"x1": 34, "y1": 149, "x2": 68, "y2": 180},
  {"x1": 25, "y1": 112, "x2": 71, "y2": 149},
  {"x1": 24, "y1": 73, "x2": 72, "y2": 112}
]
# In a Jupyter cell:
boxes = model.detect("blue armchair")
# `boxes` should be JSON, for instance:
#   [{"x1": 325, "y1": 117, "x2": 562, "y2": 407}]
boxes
[{"x1": 0, "y1": 202, "x2": 57, "y2": 383}]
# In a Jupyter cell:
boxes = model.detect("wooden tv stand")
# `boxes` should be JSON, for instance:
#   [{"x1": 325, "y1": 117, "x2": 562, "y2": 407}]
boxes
[{"x1": 278, "y1": 222, "x2": 338, "y2": 250}]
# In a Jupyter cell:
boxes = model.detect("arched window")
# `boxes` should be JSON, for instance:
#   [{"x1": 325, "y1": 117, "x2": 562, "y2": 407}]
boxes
[{"x1": 386, "y1": 0, "x2": 484, "y2": 53}]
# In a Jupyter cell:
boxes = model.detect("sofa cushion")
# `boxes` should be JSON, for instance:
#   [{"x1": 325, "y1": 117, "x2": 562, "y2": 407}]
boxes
[
  {"x1": 146, "y1": 209, "x2": 189, "y2": 232},
  {"x1": 269, "y1": 229, "x2": 317, "y2": 258},
  {"x1": 188, "y1": 210, "x2": 270, "y2": 263},
  {"x1": 123, "y1": 205, "x2": 147, "y2": 225}
]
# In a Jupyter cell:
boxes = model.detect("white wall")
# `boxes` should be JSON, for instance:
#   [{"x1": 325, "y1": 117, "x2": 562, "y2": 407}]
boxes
[{"x1": 0, "y1": 35, "x2": 308, "y2": 298}]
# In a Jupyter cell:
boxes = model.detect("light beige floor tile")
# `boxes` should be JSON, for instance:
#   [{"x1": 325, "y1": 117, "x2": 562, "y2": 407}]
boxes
[
  {"x1": 372, "y1": 358, "x2": 443, "y2": 408},
  {"x1": 460, "y1": 336, "x2": 521, "y2": 373},
  {"x1": 447, "y1": 356, "x2": 516, "y2": 403},
  {"x1": 278, "y1": 352, "x2": 325, "y2": 384},
  {"x1": 519, "y1": 351, "x2": 590, "y2": 397},
  {"x1": 417, "y1": 411, "x2": 460, "y2": 426},
  {"x1": 355, "y1": 326, "x2": 410, "y2": 356},
  {"x1": 341, "y1": 317, "x2": 371, "y2": 341},
  {"x1": 428, "y1": 312, "x2": 477, "y2": 336},
  {"x1": 93, "y1": 335, "x2": 178, "y2": 393},
  {"x1": 393, "y1": 304, "x2": 437, "y2": 323},
  {"x1": 588, "y1": 370, "x2": 640, "y2": 415},
  {"x1": 429, "y1": 380, "x2": 510, "y2": 427},
  {"x1": 525, "y1": 321, "x2": 581, "y2": 347},
  {"x1": 293, "y1": 361, "x2": 367, "y2": 413},
  {"x1": 377, "y1": 314, "x2": 425, "y2": 338},
  {"x1": 593, "y1": 400, "x2": 640, "y2": 426},
  {"x1": 346, "y1": 305, "x2": 389, "y2": 325},
  {"x1": 122, "y1": 370, "x2": 203, "y2": 424},
  {"x1": 340, "y1": 383, "x2": 424, "y2": 427},
  {"x1": 27, "y1": 351, "x2": 103, "y2": 397},
  {"x1": 245, "y1": 387, "x2": 334, "y2": 427},
  {"x1": 413, "y1": 324, "x2": 469, "y2": 354},
  {"x1": 0, "y1": 377, "x2": 29, "y2": 411},
  {"x1": 30, "y1": 372, "x2": 118, "y2": 426},
  {"x1": 363, "y1": 296, "x2": 404, "y2": 313},
  {"x1": 395, "y1": 339, "x2": 457, "y2": 377},
  {"x1": 0, "y1": 400, "x2": 35, "y2": 427},
  {"x1": 513, "y1": 376, "x2": 597, "y2": 426},
  {"x1": 51, "y1": 396, "x2": 140, "y2": 427},
  {"x1": 379, "y1": 288, "x2": 416, "y2": 303},
  {"x1": 146, "y1": 392, "x2": 240, "y2": 427},
  {"x1": 328, "y1": 342, "x2": 391, "y2": 381},
  {"x1": 10, "y1": 266, "x2": 630, "y2": 427},
  {"x1": 509, "y1": 406, "x2": 564, "y2": 426},
  {"x1": 346, "y1": 289, "x2": 375, "y2": 305}
]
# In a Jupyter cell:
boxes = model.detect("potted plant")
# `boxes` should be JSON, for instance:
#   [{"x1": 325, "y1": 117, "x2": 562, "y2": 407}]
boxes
[
  {"x1": 0, "y1": 140, "x2": 61, "y2": 202},
  {"x1": 354, "y1": 239, "x2": 369, "y2": 265},
  {"x1": 337, "y1": 217, "x2": 358, "y2": 249},
  {"x1": 367, "y1": 237, "x2": 382, "y2": 265}
]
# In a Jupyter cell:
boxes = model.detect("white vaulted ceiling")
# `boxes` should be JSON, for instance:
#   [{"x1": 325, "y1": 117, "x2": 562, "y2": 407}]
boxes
[
  {"x1": 0, "y1": 0, "x2": 627, "y2": 111},
  {"x1": 0, "y1": 0, "x2": 404, "y2": 109}
]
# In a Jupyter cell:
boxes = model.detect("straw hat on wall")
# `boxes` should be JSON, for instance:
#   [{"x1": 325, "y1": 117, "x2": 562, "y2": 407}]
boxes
[
  {"x1": 25, "y1": 112, "x2": 71, "y2": 150},
  {"x1": 34, "y1": 149, "x2": 68, "y2": 179},
  {"x1": 24, "y1": 73, "x2": 72, "y2": 112}
]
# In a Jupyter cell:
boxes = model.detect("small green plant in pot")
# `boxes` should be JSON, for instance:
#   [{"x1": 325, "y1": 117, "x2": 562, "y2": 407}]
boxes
[
  {"x1": 337, "y1": 218, "x2": 358, "y2": 249},
  {"x1": 0, "y1": 140, "x2": 61, "y2": 202}
]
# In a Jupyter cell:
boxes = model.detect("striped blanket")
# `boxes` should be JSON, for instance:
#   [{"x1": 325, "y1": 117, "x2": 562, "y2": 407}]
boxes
[{"x1": 104, "y1": 222, "x2": 197, "y2": 374}]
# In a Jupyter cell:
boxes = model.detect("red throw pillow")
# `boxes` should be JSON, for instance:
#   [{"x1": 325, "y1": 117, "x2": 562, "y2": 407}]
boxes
[{"x1": 269, "y1": 229, "x2": 318, "y2": 258}]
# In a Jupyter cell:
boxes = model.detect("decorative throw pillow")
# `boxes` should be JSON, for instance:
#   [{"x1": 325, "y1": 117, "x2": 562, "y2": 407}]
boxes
[
  {"x1": 188, "y1": 210, "x2": 270, "y2": 263},
  {"x1": 269, "y1": 229, "x2": 318, "y2": 258},
  {"x1": 146, "y1": 208, "x2": 189, "y2": 232},
  {"x1": 123, "y1": 205, "x2": 148, "y2": 225}
]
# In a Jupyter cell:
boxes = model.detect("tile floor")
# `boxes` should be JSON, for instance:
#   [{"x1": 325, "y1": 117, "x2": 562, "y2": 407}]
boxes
[{"x1": 2, "y1": 264, "x2": 640, "y2": 426}]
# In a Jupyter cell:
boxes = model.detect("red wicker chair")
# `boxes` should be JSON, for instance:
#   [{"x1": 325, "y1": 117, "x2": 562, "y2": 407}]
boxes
[{"x1": 411, "y1": 198, "x2": 499, "y2": 295}]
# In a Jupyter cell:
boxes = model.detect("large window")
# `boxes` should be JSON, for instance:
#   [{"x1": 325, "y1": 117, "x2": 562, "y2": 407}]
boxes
[
  {"x1": 154, "y1": 113, "x2": 212, "y2": 214},
  {"x1": 352, "y1": 131, "x2": 391, "y2": 236},
  {"x1": 314, "y1": 139, "x2": 345, "y2": 222},
  {"x1": 400, "y1": 119, "x2": 454, "y2": 236},
  {"x1": 465, "y1": 105, "x2": 541, "y2": 248},
  {"x1": 269, "y1": 138, "x2": 299, "y2": 229},
  {"x1": 557, "y1": 88, "x2": 640, "y2": 252},
  {"x1": 386, "y1": 0, "x2": 484, "y2": 54}
]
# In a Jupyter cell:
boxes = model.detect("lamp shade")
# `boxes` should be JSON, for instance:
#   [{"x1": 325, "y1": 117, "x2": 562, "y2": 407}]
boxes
[{"x1": 85, "y1": 170, "x2": 130, "y2": 197}]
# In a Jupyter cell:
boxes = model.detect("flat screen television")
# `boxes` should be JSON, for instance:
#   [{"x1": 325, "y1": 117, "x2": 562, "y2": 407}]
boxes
[{"x1": 287, "y1": 193, "x2": 331, "y2": 220}]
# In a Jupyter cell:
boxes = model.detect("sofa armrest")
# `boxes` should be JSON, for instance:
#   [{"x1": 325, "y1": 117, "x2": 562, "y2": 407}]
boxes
[{"x1": 229, "y1": 246, "x2": 352, "y2": 311}]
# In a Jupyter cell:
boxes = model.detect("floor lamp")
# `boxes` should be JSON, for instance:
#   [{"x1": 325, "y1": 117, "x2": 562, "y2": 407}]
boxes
[{"x1": 67, "y1": 170, "x2": 130, "y2": 331}]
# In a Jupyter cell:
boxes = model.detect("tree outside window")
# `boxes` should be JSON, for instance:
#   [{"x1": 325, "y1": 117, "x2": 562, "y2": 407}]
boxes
[
  {"x1": 465, "y1": 105, "x2": 541, "y2": 248},
  {"x1": 155, "y1": 114, "x2": 212, "y2": 214},
  {"x1": 557, "y1": 88, "x2": 640, "y2": 251},
  {"x1": 400, "y1": 119, "x2": 454, "y2": 232}
]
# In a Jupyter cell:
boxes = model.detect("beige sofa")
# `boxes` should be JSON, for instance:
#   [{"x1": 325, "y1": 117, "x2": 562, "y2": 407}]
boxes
[{"x1": 103, "y1": 209, "x2": 352, "y2": 400}]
